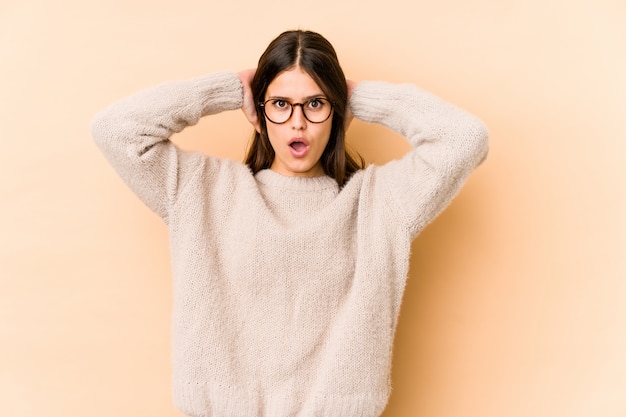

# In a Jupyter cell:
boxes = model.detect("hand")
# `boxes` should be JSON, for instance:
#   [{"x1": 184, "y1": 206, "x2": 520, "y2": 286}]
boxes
[
  {"x1": 237, "y1": 68, "x2": 261, "y2": 133},
  {"x1": 344, "y1": 79, "x2": 357, "y2": 131}
]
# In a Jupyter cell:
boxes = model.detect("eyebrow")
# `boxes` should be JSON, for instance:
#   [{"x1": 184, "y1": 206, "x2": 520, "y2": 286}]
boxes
[{"x1": 266, "y1": 94, "x2": 327, "y2": 102}]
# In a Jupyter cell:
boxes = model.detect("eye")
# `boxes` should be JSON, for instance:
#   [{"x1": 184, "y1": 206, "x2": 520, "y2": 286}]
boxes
[
  {"x1": 270, "y1": 99, "x2": 290, "y2": 110},
  {"x1": 307, "y1": 98, "x2": 326, "y2": 111}
]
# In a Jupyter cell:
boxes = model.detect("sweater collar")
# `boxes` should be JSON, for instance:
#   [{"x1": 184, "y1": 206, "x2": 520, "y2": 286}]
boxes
[{"x1": 254, "y1": 169, "x2": 338, "y2": 192}]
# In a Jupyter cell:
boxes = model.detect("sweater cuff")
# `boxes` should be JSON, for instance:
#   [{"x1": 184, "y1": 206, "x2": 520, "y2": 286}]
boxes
[
  {"x1": 192, "y1": 72, "x2": 244, "y2": 117},
  {"x1": 349, "y1": 81, "x2": 400, "y2": 125}
]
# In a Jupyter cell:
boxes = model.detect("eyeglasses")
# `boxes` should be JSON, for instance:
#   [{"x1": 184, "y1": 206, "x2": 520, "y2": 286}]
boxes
[{"x1": 259, "y1": 97, "x2": 333, "y2": 124}]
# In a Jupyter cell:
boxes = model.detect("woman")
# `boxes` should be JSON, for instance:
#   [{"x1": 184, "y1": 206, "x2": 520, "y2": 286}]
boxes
[{"x1": 92, "y1": 29, "x2": 488, "y2": 417}]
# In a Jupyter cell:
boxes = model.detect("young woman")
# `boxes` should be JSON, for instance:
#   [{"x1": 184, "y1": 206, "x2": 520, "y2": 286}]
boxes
[{"x1": 92, "y1": 30, "x2": 488, "y2": 417}]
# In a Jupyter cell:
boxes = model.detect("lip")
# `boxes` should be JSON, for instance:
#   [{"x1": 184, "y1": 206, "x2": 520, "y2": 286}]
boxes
[{"x1": 288, "y1": 137, "x2": 310, "y2": 158}]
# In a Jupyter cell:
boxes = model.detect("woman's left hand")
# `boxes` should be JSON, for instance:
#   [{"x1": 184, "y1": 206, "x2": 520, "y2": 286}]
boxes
[{"x1": 345, "y1": 79, "x2": 357, "y2": 131}]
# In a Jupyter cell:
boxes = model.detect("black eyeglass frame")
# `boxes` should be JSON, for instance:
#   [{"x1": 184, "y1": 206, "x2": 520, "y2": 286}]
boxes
[{"x1": 259, "y1": 98, "x2": 334, "y2": 124}]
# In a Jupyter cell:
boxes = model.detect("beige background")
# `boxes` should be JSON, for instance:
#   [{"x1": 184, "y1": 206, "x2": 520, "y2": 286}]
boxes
[{"x1": 1, "y1": 0, "x2": 625, "y2": 416}]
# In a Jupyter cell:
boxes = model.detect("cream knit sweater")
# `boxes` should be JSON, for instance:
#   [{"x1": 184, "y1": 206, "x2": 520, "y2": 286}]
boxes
[{"x1": 92, "y1": 72, "x2": 488, "y2": 417}]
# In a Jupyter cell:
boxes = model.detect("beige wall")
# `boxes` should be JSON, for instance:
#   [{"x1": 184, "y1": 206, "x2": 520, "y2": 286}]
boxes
[{"x1": 1, "y1": 0, "x2": 625, "y2": 416}]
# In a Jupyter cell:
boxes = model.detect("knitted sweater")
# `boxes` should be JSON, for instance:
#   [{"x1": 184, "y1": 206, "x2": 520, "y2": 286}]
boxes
[{"x1": 92, "y1": 71, "x2": 488, "y2": 417}]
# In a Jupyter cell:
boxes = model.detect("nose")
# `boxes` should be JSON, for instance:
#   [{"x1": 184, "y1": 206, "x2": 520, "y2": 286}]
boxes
[{"x1": 290, "y1": 104, "x2": 307, "y2": 130}]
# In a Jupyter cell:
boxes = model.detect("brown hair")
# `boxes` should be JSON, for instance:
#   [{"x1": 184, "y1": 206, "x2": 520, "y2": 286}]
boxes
[{"x1": 245, "y1": 30, "x2": 363, "y2": 187}]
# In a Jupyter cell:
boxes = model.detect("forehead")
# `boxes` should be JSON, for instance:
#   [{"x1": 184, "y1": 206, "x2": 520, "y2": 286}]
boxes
[{"x1": 266, "y1": 67, "x2": 324, "y2": 99}]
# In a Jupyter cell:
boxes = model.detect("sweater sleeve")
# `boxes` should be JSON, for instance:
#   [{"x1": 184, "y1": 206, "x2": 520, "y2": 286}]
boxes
[
  {"x1": 350, "y1": 81, "x2": 489, "y2": 236},
  {"x1": 91, "y1": 72, "x2": 243, "y2": 220}
]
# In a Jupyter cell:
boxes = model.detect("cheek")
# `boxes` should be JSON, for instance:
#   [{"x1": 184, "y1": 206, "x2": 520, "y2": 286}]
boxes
[{"x1": 265, "y1": 124, "x2": 283, "y2": 148}]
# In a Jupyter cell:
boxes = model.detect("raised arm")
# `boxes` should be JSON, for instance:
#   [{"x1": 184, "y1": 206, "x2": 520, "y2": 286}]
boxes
[
  {"x1": 350, "y1": 81, "x2": 489, "y2": 236},
  {"x1": 91, "y1": 72, "x2": 243, "y2": 220}
]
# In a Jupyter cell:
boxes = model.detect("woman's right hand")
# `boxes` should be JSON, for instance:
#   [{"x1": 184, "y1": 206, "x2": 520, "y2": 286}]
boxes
[{"x1": 238, "y1": 69, "x2": 261, "y2": 133}]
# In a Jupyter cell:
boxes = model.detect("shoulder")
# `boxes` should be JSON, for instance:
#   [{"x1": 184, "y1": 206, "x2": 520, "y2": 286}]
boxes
[{"x1": 176, "y1": 151, "x2": 255, "y2": 194}]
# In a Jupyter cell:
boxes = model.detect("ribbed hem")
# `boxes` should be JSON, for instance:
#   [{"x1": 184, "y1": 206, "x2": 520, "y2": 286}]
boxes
[{"x1": 173, "y1": 380, "x2": 389, "y2": 417}]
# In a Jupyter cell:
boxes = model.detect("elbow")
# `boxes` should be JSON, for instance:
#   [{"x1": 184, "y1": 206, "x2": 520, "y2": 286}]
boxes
[
  {"x1": 91, "y1": 107, "x2": 127, "y2": 152},
  {"x1": 465, "y1": 117, "x2": 489, "y2": 167},
  {"x1": 90, "y1": 109, "x2": 112, "y2": 148}
]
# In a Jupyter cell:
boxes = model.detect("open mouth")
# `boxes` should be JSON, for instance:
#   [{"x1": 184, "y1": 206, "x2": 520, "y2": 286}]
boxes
[
  {"x1": 289, "y1": 141, "x2": 307, "y2": 152},
  {"x1": 288, "y1": 139, "x2": 310, "y2": 157}
]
